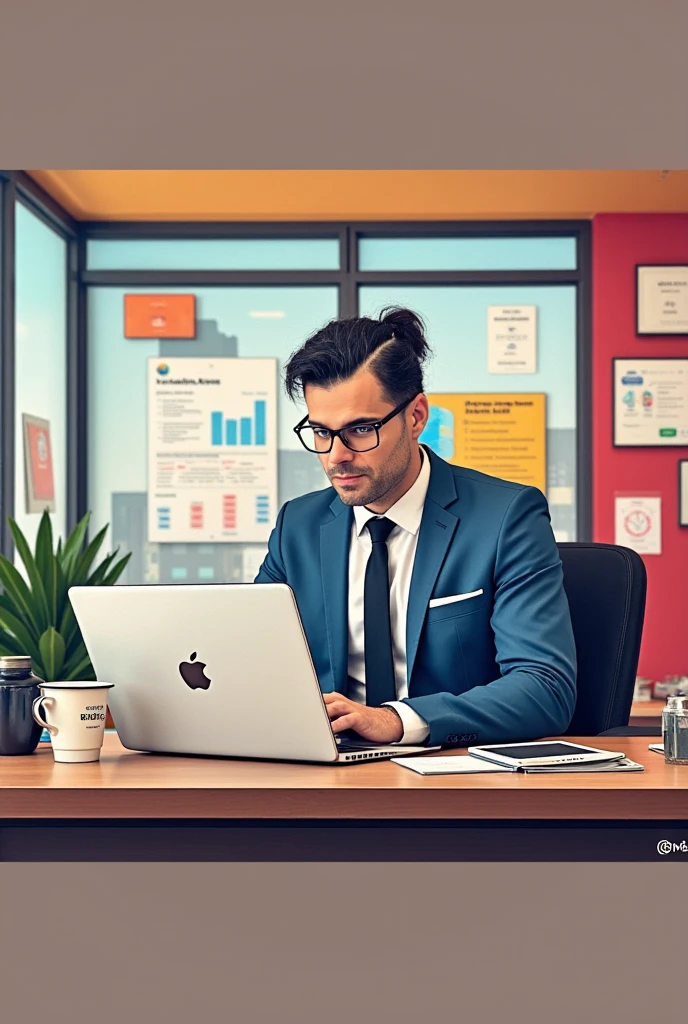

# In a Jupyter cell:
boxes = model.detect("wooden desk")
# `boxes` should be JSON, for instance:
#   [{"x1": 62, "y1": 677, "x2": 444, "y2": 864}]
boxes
[
  {"x1": 0, "y1": 732, "x2": 685, "y2": 822},
  {"x1": 630, "y1": 699, "x2": 664, "y2": 729}
]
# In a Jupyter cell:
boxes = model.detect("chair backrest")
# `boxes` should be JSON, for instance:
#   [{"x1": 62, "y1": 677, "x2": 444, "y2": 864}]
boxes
[{"x1": 557, "y1": 542, "x2": 647, "y2": 735}]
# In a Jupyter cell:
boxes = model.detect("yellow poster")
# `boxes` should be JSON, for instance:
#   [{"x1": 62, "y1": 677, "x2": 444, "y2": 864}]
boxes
[{"x1": 421, "y1": 393, "x2": 547, "y2": 493}]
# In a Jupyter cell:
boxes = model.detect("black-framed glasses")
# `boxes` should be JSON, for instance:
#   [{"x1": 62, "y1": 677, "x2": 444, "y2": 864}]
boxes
[{"x1": 293, "y1": 398, "x2": 413, "y2": 454}]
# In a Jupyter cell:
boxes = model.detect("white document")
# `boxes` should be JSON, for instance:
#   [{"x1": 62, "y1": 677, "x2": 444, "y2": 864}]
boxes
[
  {"x1": 614, "y1": 496, "x2": 662, "y2": 555},
  {"x1": 147, "y1": 357, "x2": 278, "y2": 544},
  {"x1": 613, "y1": 358, "x2": 688, "y2": 446},
  {"x1": 637, "y1": 266, "x2": 688, "y2": 334},
  {"x1": 488, "y1": 305, "x2": 537, "y2": 374},
  {"x1": 392, "y1": 756, "x2": 515, "y2": 775}
]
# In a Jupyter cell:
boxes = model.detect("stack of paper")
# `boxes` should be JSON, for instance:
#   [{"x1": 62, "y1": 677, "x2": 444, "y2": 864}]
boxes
[
  {"x1": 392, "y1": 755, "x2": 645, "y2": 775},
  {"x1": 391, "y1": 755, "x2": 516, "y2": 775}
]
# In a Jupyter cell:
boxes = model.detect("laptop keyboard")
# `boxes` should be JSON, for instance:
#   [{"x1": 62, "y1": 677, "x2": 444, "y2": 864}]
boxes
[{"x1": 335, "y1": 735, "x2": 387, "y2": 753}]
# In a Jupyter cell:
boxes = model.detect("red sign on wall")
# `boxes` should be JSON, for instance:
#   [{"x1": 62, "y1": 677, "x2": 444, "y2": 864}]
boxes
[{"x1": 22, "y1": 415, "x2": 55, "y2": 513}]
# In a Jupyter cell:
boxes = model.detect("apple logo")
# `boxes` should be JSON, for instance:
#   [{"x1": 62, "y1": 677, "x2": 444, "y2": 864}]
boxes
[{"x1": 179, "y1": 652, "x2": 211, "y2": 690}]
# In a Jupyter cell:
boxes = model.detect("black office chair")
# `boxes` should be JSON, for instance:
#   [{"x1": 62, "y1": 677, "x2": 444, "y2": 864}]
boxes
[{"x1": 556, "y1": 542, "x2": 650, "y2": 736}]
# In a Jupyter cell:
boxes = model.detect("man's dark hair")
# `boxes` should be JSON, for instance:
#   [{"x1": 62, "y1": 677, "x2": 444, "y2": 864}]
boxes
[{"x1": 283, "y1": 307, "x2": 431, "y2": 405}]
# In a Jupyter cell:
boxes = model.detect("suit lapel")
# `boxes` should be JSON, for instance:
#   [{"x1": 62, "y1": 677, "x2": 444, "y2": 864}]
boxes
[
  {"x1": 406, "y1": 450, "x2": 460, "y2": 683},
  {"x1": 320, "y1": 494, "x2": 353, "y2": 694}
]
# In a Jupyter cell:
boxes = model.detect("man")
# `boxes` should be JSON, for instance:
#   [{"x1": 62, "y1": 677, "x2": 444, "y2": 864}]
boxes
[{"x1": 255, "y1": 306, "x2": 577, "y2": 748}]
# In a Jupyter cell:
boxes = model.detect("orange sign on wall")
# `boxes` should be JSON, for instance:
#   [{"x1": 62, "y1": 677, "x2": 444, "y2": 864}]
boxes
[{"x1": 124, "y1": 294, "x2": 196, "y2": 339}]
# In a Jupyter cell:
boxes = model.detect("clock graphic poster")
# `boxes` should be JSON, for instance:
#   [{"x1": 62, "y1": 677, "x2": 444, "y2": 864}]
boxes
[{"x1": 615, "y1": 496, "x2": 662, "y2": 554}]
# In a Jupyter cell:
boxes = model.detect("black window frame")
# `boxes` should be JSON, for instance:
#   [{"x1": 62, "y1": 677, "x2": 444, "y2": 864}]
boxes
[{"x1": 0, "y1": 180, "x2": 592, "y2": 552}]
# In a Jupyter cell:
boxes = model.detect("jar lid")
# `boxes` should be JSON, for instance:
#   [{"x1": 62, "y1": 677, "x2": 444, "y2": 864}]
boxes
[
  {"x1": 0, "y1": 655, "x2": 32, "y2": 671},
  {"x1": 666, "y1": 694, "x2": 688, "y2": 710}
]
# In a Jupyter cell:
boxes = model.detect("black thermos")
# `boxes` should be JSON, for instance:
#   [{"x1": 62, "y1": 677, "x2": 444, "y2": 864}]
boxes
[{"x1": 0, "y1": 655, "x2": 44, "y2": 755}]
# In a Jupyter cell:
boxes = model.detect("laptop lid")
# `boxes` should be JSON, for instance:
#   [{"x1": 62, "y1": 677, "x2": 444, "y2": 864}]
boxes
[{"x1": 68, "y1": 583, "x2": 340, "y2": 763}]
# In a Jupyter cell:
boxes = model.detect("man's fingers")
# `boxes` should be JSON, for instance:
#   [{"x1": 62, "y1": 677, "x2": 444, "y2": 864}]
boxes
[
  {"x1": 325, "y1": 700, "x2": 350, "y2": 719},
  {"x1": 323, "y1": 692, "x2": 352, "y2": 708},
  {"x1": 330, "y1": 713, "x2": 359, "y2": 734}
]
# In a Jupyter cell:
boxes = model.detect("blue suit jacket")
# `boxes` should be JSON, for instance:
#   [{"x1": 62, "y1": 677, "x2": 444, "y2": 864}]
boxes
[{"x1": 255, "y1": 446, "x2": 577, "y2": 747}]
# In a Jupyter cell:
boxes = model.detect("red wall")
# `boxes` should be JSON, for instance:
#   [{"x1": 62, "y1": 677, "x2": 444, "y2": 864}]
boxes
[{"x1": 593, "y1": 213, "x2": 688, "y2": 679}]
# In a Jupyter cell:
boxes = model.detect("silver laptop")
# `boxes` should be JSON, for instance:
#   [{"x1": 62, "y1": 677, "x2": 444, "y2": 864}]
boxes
[{"x1": 68, "y1": 583, "x2": 436, "y2": 764}]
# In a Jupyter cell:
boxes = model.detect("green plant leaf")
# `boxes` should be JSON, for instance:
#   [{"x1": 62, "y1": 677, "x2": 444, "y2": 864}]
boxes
[
  {"x1": 38, "y1": 627, "x2": 66, "y2": 682},
  {"x1": 34, "y1": 511, "x2": 54, "y2": 574},
  {"x1": 35, "y1": 512, "x2": 58, "y2": 622},
  {"x1": 59, "y1": 593, "x2": 79, "y2": 642},
  {"x1": 8, "y1": 518, "x2": 51, "y2": 633},
  {"x1": 0, "y1": 631, "x2": 28, "y2": 656},
  {"x1": 0, "y1": 598, "x2": 43, "y2": 663},
  {"x1": 85, "y1": 550, "x2": 119, "y2": 587},
  {"x1": 0, "y1": 555, "x2": 41, "y2": 638},
  {"x1": 101, "y1": 553, "x2": 132, "y2": 586},
  {"x1": 59, "y1": 512, "x2": 91, "y2": 581},
  {"x1": 0, "y1": 574, "x2": 23, "y2": 622},
  {"x1": 55, "y1": 559, "x2": 70, "y2": 627},
  {"x1": 1, "y1": 512, "x2": 123, "y2": 682},
  {"x1": 62, "y1": 644, "x2": 95, "y2": 682},
  {"x1": 0, "y1": 639, "x2": 25, "y2": 657},
  {"x1": 62, "y1": 612, "x2": 85, "y2": 663},
  {"x1": 72, "y1": 524, "x2": 109, "y2": 585}
]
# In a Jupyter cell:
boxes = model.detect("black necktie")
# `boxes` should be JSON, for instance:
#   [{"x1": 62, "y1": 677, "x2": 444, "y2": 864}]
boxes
[{"x1": 364, "y1": 516, "x2": 397, "y2": 706}]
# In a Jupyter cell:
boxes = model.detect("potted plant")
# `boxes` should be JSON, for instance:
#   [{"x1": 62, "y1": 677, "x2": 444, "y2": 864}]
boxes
[{"x1": 0, "y1": 510, "x2": 131, "y2": 687}]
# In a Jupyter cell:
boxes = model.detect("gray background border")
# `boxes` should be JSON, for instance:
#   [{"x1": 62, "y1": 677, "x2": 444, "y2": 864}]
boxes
[
  {"x1": 1, "y1": 0, "x2": 688, "y2": 1020},
  {"x1": 1, "y1": 0, "x2": 688, "y2": 168}
]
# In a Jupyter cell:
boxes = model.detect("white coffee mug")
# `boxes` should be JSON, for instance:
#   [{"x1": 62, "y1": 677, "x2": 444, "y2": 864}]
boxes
[{"x1": 32, "y1": 681, "x2": 114, "y2": 763}]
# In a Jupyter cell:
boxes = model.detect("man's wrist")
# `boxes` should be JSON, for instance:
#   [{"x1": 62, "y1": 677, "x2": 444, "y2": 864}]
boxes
[
  {"x1": 380, "y1": 704, "x2": 404, "y2": 739},
  {"x1": 382, "y1": 700, "x2": 431, "y2": 745}
]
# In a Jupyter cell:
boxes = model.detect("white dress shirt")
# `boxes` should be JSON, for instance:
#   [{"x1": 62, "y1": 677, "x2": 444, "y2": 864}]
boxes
[{"x1": 347, "y1": 448, "x2": 432, "y2": 745}]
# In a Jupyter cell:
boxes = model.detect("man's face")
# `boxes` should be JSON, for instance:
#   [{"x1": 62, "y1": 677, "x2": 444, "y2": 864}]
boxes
[{"x1": 303, "y1": 369, "x2": 428, "y2": 507}]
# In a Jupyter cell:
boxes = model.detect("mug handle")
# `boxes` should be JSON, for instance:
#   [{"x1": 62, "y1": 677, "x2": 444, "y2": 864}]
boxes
[{"x1": 32, "y1": 695, "x2": 56, "y2": 735}]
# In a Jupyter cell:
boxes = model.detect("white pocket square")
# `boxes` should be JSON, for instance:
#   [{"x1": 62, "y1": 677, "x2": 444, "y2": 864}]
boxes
[{"x1": 428, "y1": 589, "x2": 484, "y2": 609}]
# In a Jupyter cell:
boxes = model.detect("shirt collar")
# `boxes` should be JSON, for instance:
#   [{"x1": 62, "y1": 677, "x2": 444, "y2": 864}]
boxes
[{"x1": 353, "y1": 446, "x2": 431, "y2": 538}]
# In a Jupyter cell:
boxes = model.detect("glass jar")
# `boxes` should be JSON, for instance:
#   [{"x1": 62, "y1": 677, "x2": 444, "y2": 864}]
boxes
[
  {"x1": 0, "y1": 655, "x2": 44, "y2": 755},
  {"x1": 662, "y1": 694, "x2": 688, "y2": 766}
]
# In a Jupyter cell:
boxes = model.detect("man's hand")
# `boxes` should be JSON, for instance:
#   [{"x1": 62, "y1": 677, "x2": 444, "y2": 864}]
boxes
[{"x1": 323, "y1": 693, "x2": 404, "y2": 743}]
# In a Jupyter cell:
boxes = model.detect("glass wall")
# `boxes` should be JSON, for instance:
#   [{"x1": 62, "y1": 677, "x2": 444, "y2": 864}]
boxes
[
  {"x1": 87, "y1": 237, "x2": 340, "y2": 271},
  {"x1": 358, "y1": 235, "x2": 578, "y2": 271},
  {"x1": 84, "y1": 227, "x2": 584, "y2": 584},
  {"x1": 13, "y1": 202, "x2": 68, "y2": 552}
]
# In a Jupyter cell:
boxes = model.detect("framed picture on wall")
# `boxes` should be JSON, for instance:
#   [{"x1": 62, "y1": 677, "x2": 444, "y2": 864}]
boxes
[
  {"x1": 636, "y1": 265, "x2": 688, "y2": 335},
  {"x1": 613, "y1": 357, "x2": 688, "y2": 447},
  {"x1": 680, "y1": 461, "x2": 688, "y2": 526},
  {"x1": 22, "y1": 414, "x2": 56, "y2": 514}
]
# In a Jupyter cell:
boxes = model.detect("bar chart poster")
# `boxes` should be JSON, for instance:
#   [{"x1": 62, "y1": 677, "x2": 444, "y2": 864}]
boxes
[{"x1": 147, "y1": 357, "x2": 277, "y2": 543}]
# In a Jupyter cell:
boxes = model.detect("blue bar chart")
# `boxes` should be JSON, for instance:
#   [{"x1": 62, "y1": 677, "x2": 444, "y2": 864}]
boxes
[
  {"x1": 211, "y1": 412, "x2": 223, "y2": 446},
  {"x1": 211, "y1": 400, "x2": 267, "y2": 447}
]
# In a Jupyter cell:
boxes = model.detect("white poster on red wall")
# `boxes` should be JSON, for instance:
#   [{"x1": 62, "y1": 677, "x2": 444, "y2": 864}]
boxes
[{"x1": 614, "y1": 495, "x2": 662, "y2": 555}]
